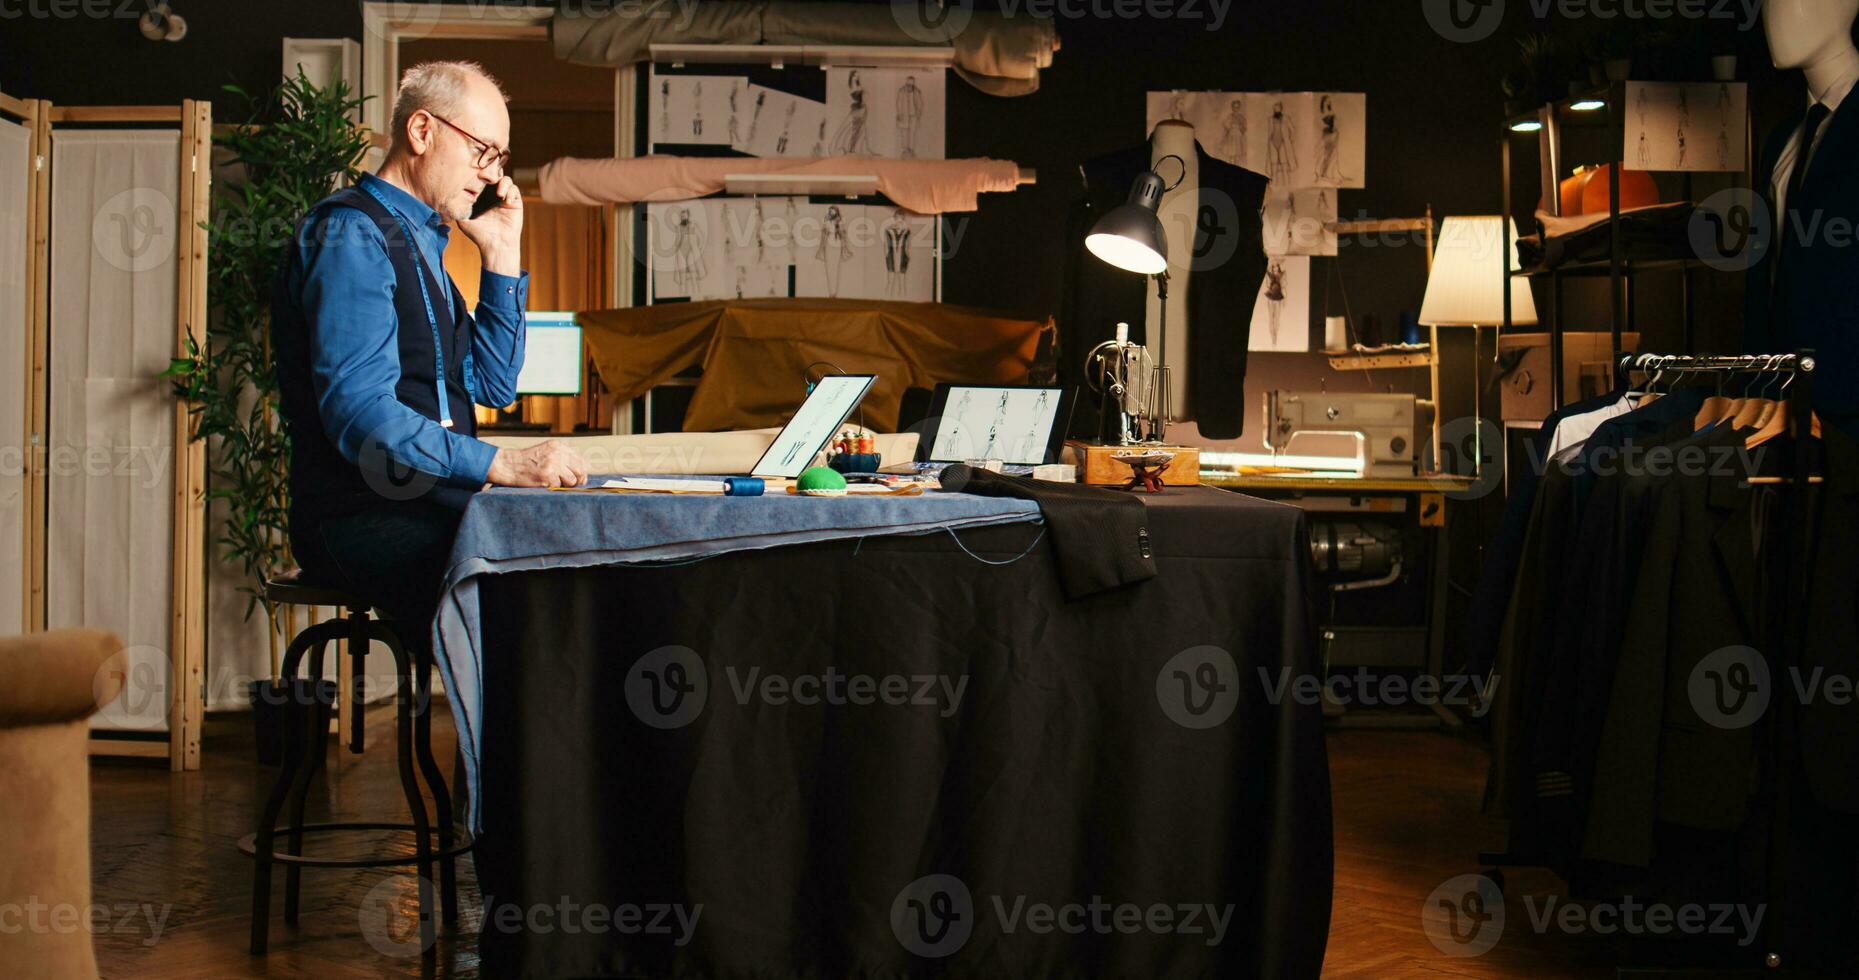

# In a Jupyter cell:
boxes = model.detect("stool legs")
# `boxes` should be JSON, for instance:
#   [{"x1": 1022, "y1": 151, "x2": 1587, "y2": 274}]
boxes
[
  {"x1": 283, "y1": 641, "x2": 333, "y2": 924},
  {"x1": 251, "y1": 621, "x2": 341, "y2": 955},
  {"x1": 410, "y1": 650, "x2": 459, "y2": 925},
  {"x1": 248, "y1": 613, "x2": 459, "y2": 959},
  {"x1": 347, "y1": 605, "x2": 368, "y2": 754},
  {"x1": 385, "y1": 631, "x2": 437, "y2": 958}
]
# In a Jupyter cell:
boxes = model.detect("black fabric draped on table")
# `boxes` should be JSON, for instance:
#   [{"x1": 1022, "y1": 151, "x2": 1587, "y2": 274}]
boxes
[{"x1": 474, "y1": 487, "x2": 1330, "y2": 978}]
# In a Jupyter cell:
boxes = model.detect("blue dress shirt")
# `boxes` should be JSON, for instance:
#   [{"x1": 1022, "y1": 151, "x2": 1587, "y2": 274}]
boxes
[{"x1": 290, "y1": 173, "x2": 528, "y2": 488}]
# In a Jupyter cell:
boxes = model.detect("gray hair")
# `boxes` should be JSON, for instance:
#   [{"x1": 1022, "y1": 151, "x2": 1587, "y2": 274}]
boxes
[{"x1": 389, "y1": 60, "x2": 507, "y2": 153}]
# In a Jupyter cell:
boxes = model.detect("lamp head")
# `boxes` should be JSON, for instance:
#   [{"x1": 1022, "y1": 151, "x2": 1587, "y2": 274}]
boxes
[{"x1": 1086, "y1": 170, "x2": 1169, "y2": 276}]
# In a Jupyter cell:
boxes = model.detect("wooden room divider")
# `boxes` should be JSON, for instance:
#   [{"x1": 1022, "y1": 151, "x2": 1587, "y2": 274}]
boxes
[{"x1": 2, "y1": 92, "x2": 211, "y2": 771}]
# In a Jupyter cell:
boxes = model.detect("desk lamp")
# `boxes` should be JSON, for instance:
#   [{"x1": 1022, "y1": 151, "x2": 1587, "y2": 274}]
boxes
[{"x1": 1086, "y1": 158, "x2": 1181, "y2": 443}]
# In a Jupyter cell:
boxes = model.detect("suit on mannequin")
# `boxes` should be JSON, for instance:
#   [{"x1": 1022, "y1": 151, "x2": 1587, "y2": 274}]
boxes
[
  {"x1": 1061, "y1": 129, "x2": 1268, "y2": 440},
  {"x1": 1746, "y1": 0, "x2": 1859, "y2": 433}
]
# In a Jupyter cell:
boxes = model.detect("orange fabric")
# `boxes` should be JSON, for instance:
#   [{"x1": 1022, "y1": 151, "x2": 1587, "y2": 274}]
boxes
[
  {"x1": 579, "y1": 298, "x2": 1050, "y2": 432},
  {"x1": 539, "y1": 155, "x2": 1024, "y2": 214}
]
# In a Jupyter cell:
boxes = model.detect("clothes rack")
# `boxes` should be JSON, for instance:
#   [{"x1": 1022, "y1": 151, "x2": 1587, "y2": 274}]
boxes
[{"x1": 1477, "y1": 349, "x2": 1828, "y2": 975}]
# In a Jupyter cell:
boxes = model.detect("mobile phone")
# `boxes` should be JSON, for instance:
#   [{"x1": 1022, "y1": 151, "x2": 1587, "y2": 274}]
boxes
[{"x1": 469, "y1": 183, "x2": 504, "y2": 219}]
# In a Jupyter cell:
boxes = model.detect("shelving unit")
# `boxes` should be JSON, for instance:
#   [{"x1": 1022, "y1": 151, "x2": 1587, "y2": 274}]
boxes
[{"x1": 1500, "y1": 81, "x2": 1753, "y2": 411}]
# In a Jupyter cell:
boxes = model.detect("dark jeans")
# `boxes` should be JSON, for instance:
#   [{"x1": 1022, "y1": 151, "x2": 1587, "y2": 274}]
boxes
[{"x1": 290, "y1": 499, "x2": 464, "y2": 655}]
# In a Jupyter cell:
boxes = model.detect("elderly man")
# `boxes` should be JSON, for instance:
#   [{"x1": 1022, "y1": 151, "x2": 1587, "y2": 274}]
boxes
[{"x1": 272, "y1": 60, "x2": 586, "y2": 639}]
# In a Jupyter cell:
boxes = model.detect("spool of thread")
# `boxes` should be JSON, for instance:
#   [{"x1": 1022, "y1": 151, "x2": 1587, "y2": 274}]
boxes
[
  {"x1": 1324, "y1": 316, "x2": 1348, "y2": 352},
  {"x1": 722, "y1": 477, "x2": 765, "y2": 497},
  {"x1": 1400, "y1": 312, "x2": 1423, "y2": 346}
]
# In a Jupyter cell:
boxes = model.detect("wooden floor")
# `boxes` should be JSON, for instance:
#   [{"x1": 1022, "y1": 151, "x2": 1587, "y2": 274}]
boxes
[{"x1": 85, "y1": 709, "x2": 1677, "y2": 978}]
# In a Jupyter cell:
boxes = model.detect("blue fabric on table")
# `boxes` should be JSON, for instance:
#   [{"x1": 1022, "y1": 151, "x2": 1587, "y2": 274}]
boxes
[{"x1": 432, "y1": 478, "x2": 1043, "y2": 829}]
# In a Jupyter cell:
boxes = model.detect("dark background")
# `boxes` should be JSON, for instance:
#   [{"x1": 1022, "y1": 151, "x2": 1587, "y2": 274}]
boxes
[
  {"x1": 0, "y1": 0, "x2": 1817, "y2": 446},
  {"x1": 0, "y1": 0, "x2": 1832, "y2": 669}
]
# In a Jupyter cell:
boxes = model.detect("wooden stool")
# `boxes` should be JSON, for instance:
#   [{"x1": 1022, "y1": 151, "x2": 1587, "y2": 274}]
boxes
[{"x1": 239, "y1": 569, "x2": 469, "y2": 957}]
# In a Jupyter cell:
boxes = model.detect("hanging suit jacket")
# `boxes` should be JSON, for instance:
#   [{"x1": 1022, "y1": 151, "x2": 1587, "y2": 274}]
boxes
[
  {"x1": 1060, "y1": 140, "x2": 1268, "y2": 439},
  {"x1": 1746, "y1": 103, "x2": 1859, "y2": 433},
  {"x1": 1583, "y1": 425, "x2": 1859, "y2": 869}
]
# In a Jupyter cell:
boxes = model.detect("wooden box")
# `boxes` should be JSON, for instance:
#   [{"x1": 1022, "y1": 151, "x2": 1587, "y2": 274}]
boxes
[{"x1": 1062, "y1": 441, "x2": 1202, "y2": 487}]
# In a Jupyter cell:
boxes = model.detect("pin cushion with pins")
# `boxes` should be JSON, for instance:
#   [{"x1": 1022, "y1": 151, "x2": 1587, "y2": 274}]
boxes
[{"x1": 797, "y1": 466, "x2": 849, "y2": 496}]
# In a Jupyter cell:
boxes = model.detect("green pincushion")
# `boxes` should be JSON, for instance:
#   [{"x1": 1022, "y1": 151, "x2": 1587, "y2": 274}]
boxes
[{"x1": 796, "y1": 466, "x2": 848, "y2": 496}]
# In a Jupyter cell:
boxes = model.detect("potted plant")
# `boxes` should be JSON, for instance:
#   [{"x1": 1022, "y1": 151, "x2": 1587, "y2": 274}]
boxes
[{"x1": 163, "y1": 70, "x2": 370, "y2": 763}]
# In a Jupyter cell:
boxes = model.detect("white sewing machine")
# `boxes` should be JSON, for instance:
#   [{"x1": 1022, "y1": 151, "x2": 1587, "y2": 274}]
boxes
[{"x1": 1264, "y1": 391, "x2": 1424, "y2": 478}]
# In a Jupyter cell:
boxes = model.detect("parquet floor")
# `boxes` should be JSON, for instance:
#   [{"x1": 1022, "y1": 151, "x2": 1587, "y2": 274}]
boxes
[{"x1": 84, "y1": 711, "x2": 1733, "y2": 977}]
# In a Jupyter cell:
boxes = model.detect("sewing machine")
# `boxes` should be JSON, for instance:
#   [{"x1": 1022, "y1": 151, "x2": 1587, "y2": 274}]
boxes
[{"x1": 1265, "y1": 391, "x2": 1425, "y2": 478}]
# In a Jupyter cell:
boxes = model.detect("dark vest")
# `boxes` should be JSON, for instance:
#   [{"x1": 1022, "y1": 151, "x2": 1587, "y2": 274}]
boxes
[{"x1": 272, "y1": 186, "x2": 478, "y2": 522}]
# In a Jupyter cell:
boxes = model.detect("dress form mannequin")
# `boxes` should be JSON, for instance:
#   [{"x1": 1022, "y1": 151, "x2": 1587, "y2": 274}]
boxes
[
  {"x1": 1747, "y1": 0, "x2": 1859, "y2": 433},
  {"x1": 1147, "y1": 119, "x2": 1197, "y2": 422},
  {"x1": 1764, "y1": 0, "x2": 1859, "y2": 102}
]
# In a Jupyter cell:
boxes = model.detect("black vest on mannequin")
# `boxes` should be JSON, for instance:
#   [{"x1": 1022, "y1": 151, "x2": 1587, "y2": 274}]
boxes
[{"x1": 1060, "y1": 140, "x2": 1269, "y2": 440}]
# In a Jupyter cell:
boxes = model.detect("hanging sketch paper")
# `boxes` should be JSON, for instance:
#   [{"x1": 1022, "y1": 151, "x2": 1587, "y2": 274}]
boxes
[
  {"x1": 732, "y1": 85, "x2": 827, "y2": 159},
  {"x1": 793, "y1": 202, "x2": 866, "y2": 299},
  {"x1": 1249, "y1": 254, "x2": 1310, "y2": 352},
  {"x1": 824, "y1": 68, "x2": 947, "y2": 159},
  {"x1": 720, "y1": 197, "x2": 792, "y2": 298},
  {"x1": 1147, "y1": 91, "x2": 1364, "y2": 189},
  {"x1": 1263, "y1": 187, "x2": 1338, "y2": 257},
  {"x1": 650, "y1": 73, "x2": 747, "y2": 148},
  {"x1": 825, "y1": 68, "x2": 877, "y2": 156},
  {"x1": 854, "y1": 207, "x2": 936, "y2": 302},
  {"x1": 1308, "y1": 92, "x2": 1365, "y2": 188},
  {"x1": 1627, "y1": 81, "x2": 1746, "y2": 173},
  {"x1": 647, "y1": 201, "x2": 727, "y2": 301}
]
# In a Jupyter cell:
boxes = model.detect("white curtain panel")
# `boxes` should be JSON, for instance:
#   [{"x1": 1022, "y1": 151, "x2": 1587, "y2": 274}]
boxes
[
  {"x1": 49, "y1": 130, "x2": 180, "y2": 733},
  {"x1": 0, "y1": 118, "x2": 30, "y2": 637}
]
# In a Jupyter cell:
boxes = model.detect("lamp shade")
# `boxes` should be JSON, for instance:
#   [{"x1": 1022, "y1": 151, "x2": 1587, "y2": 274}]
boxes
[
  {"x1": 1418, "y1": 216, "x2": 1539, "y2": 327},
  {"x1": 1086, "y1": 170, "x2": 1169, "y2": 275}
]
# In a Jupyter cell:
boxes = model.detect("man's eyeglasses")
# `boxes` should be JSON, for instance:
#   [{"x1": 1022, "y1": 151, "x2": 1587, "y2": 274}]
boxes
[{"x1": 427, "y1": 112, "x2": 510, "y2": 173}]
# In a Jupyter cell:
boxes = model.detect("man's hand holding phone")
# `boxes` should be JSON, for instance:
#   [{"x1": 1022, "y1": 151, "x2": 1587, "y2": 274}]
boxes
[{"x1": 458, "y1": 174, "x2": 522, "y2": 277}]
